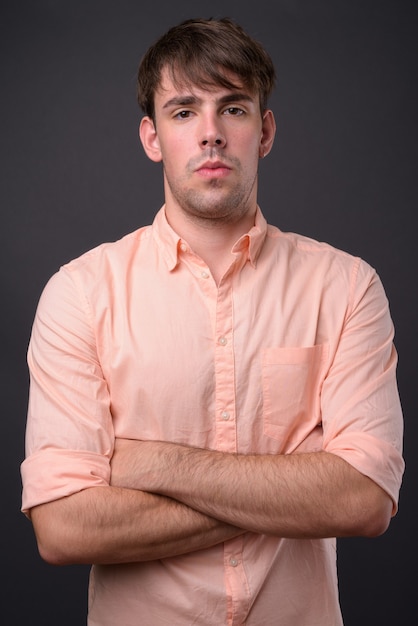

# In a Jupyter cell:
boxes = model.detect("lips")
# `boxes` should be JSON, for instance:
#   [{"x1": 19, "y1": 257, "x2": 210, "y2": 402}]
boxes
[{"x1": 196, "y1": 160, "x2": 231, "y2": 178}]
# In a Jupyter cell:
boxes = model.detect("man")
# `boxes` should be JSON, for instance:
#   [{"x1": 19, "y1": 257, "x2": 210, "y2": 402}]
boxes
[{"x1": 21, "y1": 17, "x2": 404, "y2": 626}]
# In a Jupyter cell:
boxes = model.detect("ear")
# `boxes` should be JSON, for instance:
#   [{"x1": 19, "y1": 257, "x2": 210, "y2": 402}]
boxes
[
  {"x1": 259, "y1": 109, "x2": 276, "y2": 158},
  {"x1": 139, "y1": 116, "x2": 162, "y2": 162}
]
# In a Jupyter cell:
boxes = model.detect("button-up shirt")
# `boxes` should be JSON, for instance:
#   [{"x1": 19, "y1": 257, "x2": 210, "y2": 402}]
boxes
[{"x1": 21, "y1": 206, "x2": 404, "y2": 625}]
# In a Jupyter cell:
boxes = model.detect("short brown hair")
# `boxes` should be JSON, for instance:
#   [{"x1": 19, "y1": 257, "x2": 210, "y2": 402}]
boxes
[{"x1": 137, "y1": 17, "x2": 276, "y2": 120}]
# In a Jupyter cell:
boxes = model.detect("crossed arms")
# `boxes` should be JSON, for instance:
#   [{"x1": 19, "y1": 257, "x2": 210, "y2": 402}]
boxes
[
  {"x1": 30, "y1": 439, "x2": 392, "y2": 566},
  {"x1": 27, "y1": 261, "x2": 399, "y2": 567}
]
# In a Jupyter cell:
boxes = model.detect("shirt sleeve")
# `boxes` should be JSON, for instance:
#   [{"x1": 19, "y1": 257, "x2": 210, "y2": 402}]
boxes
[
  {"x1": 321, "y1": 259, "x2": 404, "y2": 513},
  {"x1": 21, "y1": 266, "x2": 114, "y2": 514}
]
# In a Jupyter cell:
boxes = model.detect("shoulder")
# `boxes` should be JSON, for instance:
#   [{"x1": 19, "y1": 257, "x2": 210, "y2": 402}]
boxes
[
  {"x1": 36, "y1": 225, "x2": 153, "y2": 319},
  {"x1": 267, "y1": 223, "x2": 353, "y2": 259},
  {"x1": 266, "y1": 223, "x2": 375, "y2": 278},
  {"x1": 63, "y1": 224, "x2": 152, "y2": 275},
  {"x1": 264, "y1": 224, "x2": 384, "y2": 312},
  {"x1": 58, "y1": 224, "x2": 153, "y2": 289}
]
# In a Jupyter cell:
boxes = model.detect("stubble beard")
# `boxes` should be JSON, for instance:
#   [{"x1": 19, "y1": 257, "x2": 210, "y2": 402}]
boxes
[{"x1": 164, "y1": 152, "x2": 258, "y2": 228}]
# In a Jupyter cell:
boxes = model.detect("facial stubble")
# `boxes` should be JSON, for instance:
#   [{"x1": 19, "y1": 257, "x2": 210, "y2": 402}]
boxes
[{"x1": 163, "y1": 151, "x2": 259, "y2": 227}]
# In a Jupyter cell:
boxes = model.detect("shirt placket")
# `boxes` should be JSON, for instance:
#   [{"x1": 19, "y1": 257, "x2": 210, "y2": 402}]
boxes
[
  {"x1": 182, "y1": 249, "x2": 251, "y2": 625},
  {"x1": 214, "y1": 271, "x2": 251, "y2": 626},
  {"x1": 214, "y1": 275, "x2": 237, "y2": 453}
]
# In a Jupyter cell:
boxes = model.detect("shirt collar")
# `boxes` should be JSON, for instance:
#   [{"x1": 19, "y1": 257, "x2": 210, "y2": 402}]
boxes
[{"x1": 152, "y1": 205, "x2": 268, "y2": 272}]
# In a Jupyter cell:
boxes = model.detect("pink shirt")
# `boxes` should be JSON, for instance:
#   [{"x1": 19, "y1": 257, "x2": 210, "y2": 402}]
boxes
[{"x1": 21, "y1": 207, "x2": 404, "y2": 626}]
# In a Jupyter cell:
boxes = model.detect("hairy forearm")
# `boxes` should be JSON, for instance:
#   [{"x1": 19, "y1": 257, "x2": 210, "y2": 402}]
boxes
[
  {"x1": 30, "y1": 485, "x2": 244, "y2": 566},
  {"x1": 114, "y1": 440, "x2": 393, "y2": 538}
]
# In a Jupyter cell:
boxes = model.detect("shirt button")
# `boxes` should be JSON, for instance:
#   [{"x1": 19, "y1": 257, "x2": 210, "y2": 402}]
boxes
[
  {"x1": 221, "y1": 411, "x2": 230, "y2": 421},
  {"x1": 179, "y1": 243, "x2": 187, "y2": 252},
  {"x1": 218, "y1": 336, "x2": 227, "y2": 346},
  {"x1": 200, "y1": 270, "x2": 210, "y2": 279},
  {"x1": 229, "y1": 557, "x2": 238, "y2": 567}
]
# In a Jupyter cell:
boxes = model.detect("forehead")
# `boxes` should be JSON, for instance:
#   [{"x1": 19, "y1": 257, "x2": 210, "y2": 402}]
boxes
[{"x1": 155, "y1": 66, "x2": 253, "y2": 104}]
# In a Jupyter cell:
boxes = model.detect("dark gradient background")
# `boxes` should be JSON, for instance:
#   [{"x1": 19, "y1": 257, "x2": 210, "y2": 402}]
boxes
[{"x1": 1, "y1": 1, "x2": 416, "y2": 623}]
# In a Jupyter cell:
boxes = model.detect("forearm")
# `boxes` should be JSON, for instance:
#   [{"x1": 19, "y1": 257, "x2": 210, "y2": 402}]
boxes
[
  {"x1": 30, "y1": 485, "x2": 244, "y2": 566},
  {"x1": 118, "y1": 441, "x2": 393, "y2": 538}
]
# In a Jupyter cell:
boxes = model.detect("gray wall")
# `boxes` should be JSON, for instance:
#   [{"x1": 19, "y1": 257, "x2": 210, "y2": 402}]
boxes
[{"x1": 2, "y1": 0, "x2": 416, "y2": 623}]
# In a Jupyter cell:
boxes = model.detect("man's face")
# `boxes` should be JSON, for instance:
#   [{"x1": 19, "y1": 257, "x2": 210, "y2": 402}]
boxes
[{"x1": 140, "y1": 68, "x2": 275, "y2": 227}]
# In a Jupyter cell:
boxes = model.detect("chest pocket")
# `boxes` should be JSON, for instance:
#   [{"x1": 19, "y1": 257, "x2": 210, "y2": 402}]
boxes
[{"x1": 262, "y1": 345, "x2": 328, "y2": 453}]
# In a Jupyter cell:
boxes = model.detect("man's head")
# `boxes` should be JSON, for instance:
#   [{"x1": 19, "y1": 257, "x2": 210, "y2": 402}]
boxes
[{"x1": 137, "y1": 17, "x2": 276, "y2": 122}]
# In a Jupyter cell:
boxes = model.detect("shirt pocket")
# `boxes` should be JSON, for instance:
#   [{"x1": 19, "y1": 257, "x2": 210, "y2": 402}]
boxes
[{"x1": 261, "y1": 345, "x2": 328, "y2": 452}]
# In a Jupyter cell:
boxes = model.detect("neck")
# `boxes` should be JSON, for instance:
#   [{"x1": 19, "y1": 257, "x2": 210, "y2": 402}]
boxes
[{"x1": 165, "y1": 205, "x2": 256, "y2": 283}]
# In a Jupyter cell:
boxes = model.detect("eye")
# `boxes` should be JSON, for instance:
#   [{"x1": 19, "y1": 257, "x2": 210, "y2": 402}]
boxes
[
  {"x1": 174, "y1": 110, "x2": 192, "y2": 120},
  {"x1": 223, "y1": 107, "x2": 245, "y2": 116}
]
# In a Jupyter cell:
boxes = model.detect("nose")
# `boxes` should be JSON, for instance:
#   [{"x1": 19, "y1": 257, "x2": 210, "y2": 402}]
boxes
[
  {"x1": 202, "y1": 137, "x2": 224, "y2": 146},
  {"x1": 200, "y1": 114, "x2": 226, "y2": 149}
]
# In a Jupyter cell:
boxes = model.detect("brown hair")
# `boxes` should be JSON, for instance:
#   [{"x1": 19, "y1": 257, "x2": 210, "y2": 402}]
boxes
[{"x1": 137, "y1": 17, "x2": 276, "y2": 120}]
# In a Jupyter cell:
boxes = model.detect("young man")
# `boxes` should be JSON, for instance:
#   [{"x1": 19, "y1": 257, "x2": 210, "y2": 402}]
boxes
[{"x1": 21, "y1": 18, "x2": 404, "y2": 626}]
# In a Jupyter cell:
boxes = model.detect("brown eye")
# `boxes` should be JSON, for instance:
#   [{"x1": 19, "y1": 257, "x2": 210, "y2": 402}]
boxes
[
  {"x1": 175, "y1": 110, "x2": 191, "y2": 119},
  {"x1": 224, "y1": 107, "x2": 244, "y2": 116}
]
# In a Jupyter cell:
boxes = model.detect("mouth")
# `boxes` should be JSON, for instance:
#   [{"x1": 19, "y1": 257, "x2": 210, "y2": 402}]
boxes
[{"x1": 195, "y1": 160, "x2": 232, "y2": 179}]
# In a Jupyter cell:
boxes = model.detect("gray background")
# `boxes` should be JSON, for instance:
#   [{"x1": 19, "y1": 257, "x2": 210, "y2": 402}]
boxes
[{"x1": 1, "y1": 0, "x2": 416, "y2": 623}]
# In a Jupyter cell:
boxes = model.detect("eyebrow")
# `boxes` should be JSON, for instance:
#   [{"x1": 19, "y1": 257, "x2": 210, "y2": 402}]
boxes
[{"x1": 162, "y1": 92, "x2": 255, "y2": 109}]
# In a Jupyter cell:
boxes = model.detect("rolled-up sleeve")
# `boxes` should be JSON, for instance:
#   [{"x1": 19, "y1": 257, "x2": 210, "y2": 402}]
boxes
[
  {"x1": 322, "y1": 259, "x2": 404, "y2": 512},
  {"x1": 21, "y1": 267, "x2": 114, "y2": 514}
]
